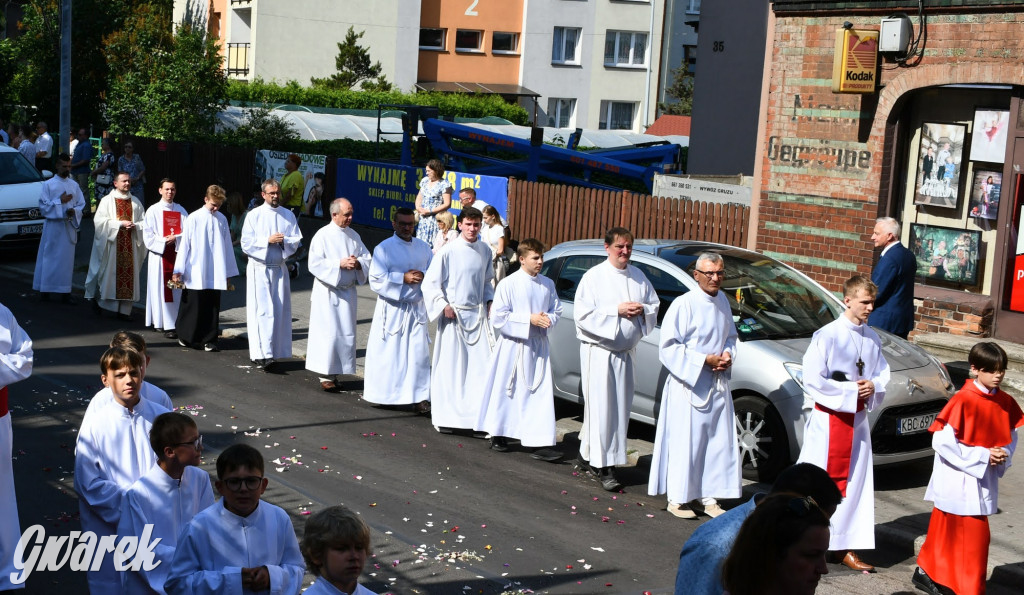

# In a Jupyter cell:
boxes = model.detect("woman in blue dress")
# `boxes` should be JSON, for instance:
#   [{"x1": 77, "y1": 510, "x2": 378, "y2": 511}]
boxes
[{"x1": 415, "y1": 159, "x2": 453, "y2": 241}]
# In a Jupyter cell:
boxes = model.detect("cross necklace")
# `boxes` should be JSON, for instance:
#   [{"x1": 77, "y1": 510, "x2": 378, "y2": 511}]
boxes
[{"x1": 849, "y1": 327, "x2": 866, "y2": 378}]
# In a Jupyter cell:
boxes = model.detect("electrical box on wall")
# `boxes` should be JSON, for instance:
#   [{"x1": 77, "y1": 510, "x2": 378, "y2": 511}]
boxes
[{"x1": 880, "y1": 17, "x2": 910, "y2": 53}]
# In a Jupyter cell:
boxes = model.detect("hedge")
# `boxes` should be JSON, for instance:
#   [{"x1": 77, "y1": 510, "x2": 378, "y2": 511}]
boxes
[{"x1": 226, "y1": 79, "x2": 530, "y2": 126}]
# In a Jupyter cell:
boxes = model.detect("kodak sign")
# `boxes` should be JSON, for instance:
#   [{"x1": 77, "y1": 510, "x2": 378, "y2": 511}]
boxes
[{"x1": 832, "y1": 29, "x2": 879, "y2": 94}]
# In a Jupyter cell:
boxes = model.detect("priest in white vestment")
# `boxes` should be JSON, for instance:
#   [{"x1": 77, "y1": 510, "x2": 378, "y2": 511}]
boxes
[
  {"x1": 75, "y1": 347, "x2": 169, "y2": 594},
  {"x1": 363, "y1": 207, "x2": 433, "y2": 412},
  {"x1": 85, "y1": 171, "x2": 147, "y2": 319},
  {"x1": 797, "y1": 275, "x2": 889, "y2": 572},
  {"x1": 305, "y1": 198, "x2": 372, "y2": 390},
  {"x1": 142, "y1": 179, "x2": 188, "y2": 337},
  {"x1": 574, "y1": 227, "x2": 658, "y2": 491},
  {"x1": 241, "y1": 179, "x2": 302, "y2": 368},
  {"x1": 117, "y1": 413, "x2": 214, "y2": 595},
  {"x1": 475, "y1": 240, "x2": 563, "y2": 459},
  {"x1": 649, "y1": 252, "x2": 740, "y2": 520},
  {"x1": 172, "y1": 186, "x2": 238, "y2": 352},
  {"x1": 422, "y1": 207, "x2": 494, "y2": 431},
  {"x1": 0, "y1": 302, "x2": 32, "y2": 591},
  {"x1": 33, "y1": 154, "x2": 85, "y2": 301}
]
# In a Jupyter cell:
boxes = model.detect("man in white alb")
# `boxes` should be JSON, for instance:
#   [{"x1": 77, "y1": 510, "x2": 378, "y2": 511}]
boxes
[
  {"x1": 574, "y1": 227, "x2": 658, "y2": 491},
  {"x1": 0, "y1": 302, "x2": 32, "y2": 591},
  {"x1": 241, "y1": 179, "x2": 302, "y2": 370},
  {"x1": 797, "y1": 274, "x2": 889, "y2": 573},
  {"x1": 422, "y1": 206, "x2": 494, "y2": 432},
  {"x1": 649, "y1": 252, "x2": 740, "y2": 519},
  {"x1": 33, "y1": 153, "x2": 86, "y2": 304},
  {"x1": 305, "y1": 198, "x2": 372, "y2": 391},
  {"x1": 363, "y1": 207, "x2": 433, "y2": 413},
  {"x1": 143, "y1": 178, "x2": 188, "y2": 338}
]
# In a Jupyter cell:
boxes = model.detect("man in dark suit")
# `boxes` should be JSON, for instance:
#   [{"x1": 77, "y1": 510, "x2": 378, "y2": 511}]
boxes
[{"x1": 869, "y1": 217, "x2": 917, "y2": 338}]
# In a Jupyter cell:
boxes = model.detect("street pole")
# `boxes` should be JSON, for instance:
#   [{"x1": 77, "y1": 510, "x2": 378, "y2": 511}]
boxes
[{"x1": 58, "y1": 0, "x2": 71, "y2": 154}]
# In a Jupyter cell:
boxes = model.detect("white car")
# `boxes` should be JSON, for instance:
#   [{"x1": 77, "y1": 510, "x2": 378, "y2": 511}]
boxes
[
  {"x1": 542, "y1": 239, "x2": 956, "y2": 481},
  {"x1": 0, "y1": 144, "x2": 46, "y2": 244}
]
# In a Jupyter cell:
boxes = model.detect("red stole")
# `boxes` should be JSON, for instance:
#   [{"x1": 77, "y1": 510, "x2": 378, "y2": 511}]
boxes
[
  {"x1": 162, "y1": 210, "x2": 182, "y2": 302},
  {"x1": 115, "y1": 198, "x2": 135, "y2": 300},
  {"x1": 815, "y1": 399, "x2": 865, "y2": 497},
  {"x1": 930, "y1": 381, "x2": 1024, "y2": 447},
  {"x1": 0, "y1": 386, "x2": 7, "y2": 417}
]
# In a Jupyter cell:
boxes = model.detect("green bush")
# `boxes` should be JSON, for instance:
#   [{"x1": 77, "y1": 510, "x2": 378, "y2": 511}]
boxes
[{"x1": 226, "y1": 79, "x2": 530, "y2": 125}]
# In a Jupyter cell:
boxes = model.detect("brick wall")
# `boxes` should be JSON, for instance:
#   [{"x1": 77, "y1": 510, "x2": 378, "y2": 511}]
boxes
[{"x1": 758, "y1": 9, "x2": 1024, "y2": 336}]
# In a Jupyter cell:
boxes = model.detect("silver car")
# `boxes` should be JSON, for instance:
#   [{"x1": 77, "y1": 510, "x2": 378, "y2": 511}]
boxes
[{"x1": 541, "y1": 239, "x2": 955, "y2": 481}]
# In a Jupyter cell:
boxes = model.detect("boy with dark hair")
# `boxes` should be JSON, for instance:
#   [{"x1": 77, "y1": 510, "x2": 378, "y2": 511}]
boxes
[
  {"x1": 914, "y1": 342, "x2": 1023, "y2": 595},
  {"x1": 165, "y1": 444, "x2": 304, "y2": 595},
  {"x1": 118, "y1": 412, "x2": 214, "y2": 594},
  {"x1": 475, "y1": 238, "x2": 563, "y2": 461},
  {"x1": 300, "y1": 506, "x2": 378, "y2": 595},
  {"x1": 75, "y1": 346, "x2": 170, "y2": 594},
  {"x1": 84, "y1": 331, "x2": 173, "y2": 414}
]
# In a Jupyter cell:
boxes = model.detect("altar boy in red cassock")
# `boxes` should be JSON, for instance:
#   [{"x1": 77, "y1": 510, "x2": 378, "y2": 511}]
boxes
[{"x1": 914, "y1": 342, "x2": 1024, "y2": 595}]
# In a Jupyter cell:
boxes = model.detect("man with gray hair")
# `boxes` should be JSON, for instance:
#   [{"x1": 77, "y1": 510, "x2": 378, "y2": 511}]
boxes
[
  {"x1": 869, "y1": 216, "x2": 916, "y2": 338},
  {"x1": 305, "y1": 198, "x2": 371, "y2": 391},
  {"x1": 649, "y1": 251, "x2": 740, "y2": 519}
]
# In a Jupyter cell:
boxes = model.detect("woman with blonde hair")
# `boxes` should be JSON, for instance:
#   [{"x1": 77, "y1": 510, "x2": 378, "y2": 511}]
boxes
[{"x1": 432, "y1": 211, "x2": 457, "y2": 253}]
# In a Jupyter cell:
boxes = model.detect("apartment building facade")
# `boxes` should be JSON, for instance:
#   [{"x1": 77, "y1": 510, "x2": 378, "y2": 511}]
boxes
[{"x1": 178, "y1": 0, "x2": 668, "y2": 133}]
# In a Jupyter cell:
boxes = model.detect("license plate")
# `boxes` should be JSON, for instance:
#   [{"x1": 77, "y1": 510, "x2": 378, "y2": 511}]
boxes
[
  {"x1": 897, "y1": 413, "x2": 937, "y2": 435},
  {"x1": 18, "y1": 224, "x2": 43, "y2": 235}
]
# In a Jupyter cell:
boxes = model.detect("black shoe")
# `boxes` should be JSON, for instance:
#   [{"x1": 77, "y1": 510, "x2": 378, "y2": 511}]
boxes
[
  {"x1": 203, "y1": 343, "x2": 219, "y2": 352},
  {"x1": 575, "y1": 455, "x2": 599, "y2": 475},
  {"x1": 911, "y1": 567, "x2": 944, "y2": 595},
  {"x1": 531, "y1": 448, "x2": 563, "y2": 463},
  {"x1": 472, "y1": 431, "x2": 489, "y2": 440},
  {"x1": 490, "y1": 437, "x2": 509, "y2": 452},
  {"x1": 253, "y1": 359, "x2": 267, "y2": 370},
  {"x1": 61, "y1": 294, "x2": 78, "y2": 305},
  {"x1": 599, "y1": 467, "x2": 623, "y2": 492},
  {"x1": 164, "y1": 330, "x2": 178, "y2": 340},
  {"x1": 436, "y1": 426, "x2": 455, "y2": 434}
]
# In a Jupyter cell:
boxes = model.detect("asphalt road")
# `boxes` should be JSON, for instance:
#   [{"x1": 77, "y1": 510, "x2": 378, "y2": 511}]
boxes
[{"x1": 3, "y1": 244, "x2": 1018, "y2": 595}]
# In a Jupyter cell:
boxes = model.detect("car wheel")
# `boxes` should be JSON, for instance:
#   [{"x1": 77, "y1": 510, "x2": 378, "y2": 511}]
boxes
[{"x1": 733, "y1": 395, "x2": 790, "y2": 483}]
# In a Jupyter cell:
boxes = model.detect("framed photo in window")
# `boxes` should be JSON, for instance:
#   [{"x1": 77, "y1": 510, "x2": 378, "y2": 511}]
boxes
[
  {"x1": 969, "y1": 109, "x2": 1009, "y2": 164},
  {"x1": 909, "y1": 223, "x2": 981, "y2": 286},
  {"x1": 914, "y1": 122, "x2": 966, "y2": 209},
  {"x1": 968, "y1": 170, "x2": 1001, "y2": 220}
]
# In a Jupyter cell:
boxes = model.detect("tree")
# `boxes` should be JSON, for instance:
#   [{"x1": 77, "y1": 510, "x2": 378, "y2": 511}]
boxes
[
  {"x1": 659, "y1": 65, "x2": 694, "y2": 116},
  {"x1": 103, "y1": 5, "x2": 226, "y2": 140},
  {"x1": 310, "y1": 27, "x2": 392, "y2": 92}
]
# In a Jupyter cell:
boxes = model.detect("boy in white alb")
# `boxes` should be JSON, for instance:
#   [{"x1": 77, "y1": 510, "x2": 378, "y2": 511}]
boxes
[
  {"x1": 118, "y1": 412, "x2": 214, "y2": 594},
  {"x1": 85, "y1": 331, "x2": 173, "y2": 417},
  {"x1": 165, "y1": 444, "x2": 304, "y2": 595},
  {"x1": 796, "y1": 275, "x2": 889, "y2": 573},
  {"x1": 75, "y1": 347, "x2": 170, "y2": 594},
  {"x1": 475, "y1": 239, "x2": 563, "y2": 462},
  {"x1": 300, "y1": 506, "x2": 379, "y2": 595}
]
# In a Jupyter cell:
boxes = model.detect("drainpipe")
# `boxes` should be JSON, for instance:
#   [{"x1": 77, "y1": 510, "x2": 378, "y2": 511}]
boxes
[{"x1": 642, "y1": 0, "x2": 657, "y2": 132}]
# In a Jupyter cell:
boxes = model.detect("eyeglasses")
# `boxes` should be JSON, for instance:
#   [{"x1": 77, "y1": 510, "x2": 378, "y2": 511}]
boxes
[
  {"x1": 696, "y1": 269, "x2": 726, "y2": 278},
  {"x1": 222, "y1": 476, "x2": 263, "y2": 492},
  {"x1": 173, "y1": 435, "x2": 203, "y2": 450},
  {"x1": 786, "y1": 496, "x2": 822, "y2": 517}
]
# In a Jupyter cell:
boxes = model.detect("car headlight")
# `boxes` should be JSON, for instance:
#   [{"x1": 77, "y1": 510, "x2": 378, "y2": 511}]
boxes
[
  {"x1": 783, "y1": 362, "x2": 804, "y2": 389},
  {"x1": 926, "y1": 353, "x2": 955, "y2": 392}
]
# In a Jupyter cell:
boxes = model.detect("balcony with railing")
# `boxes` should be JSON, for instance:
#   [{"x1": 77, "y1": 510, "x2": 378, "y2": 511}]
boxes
[
  {"x1": 230, "y1": 0, "x2": 251, "y2": 6},
  {"x1": 227, "y1": 42, "x2": 250, "y2": 77}
]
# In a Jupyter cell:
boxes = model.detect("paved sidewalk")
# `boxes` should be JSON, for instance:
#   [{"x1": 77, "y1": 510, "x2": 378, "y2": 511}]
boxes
[{"x1": 5, "y1": 218, "x2": 1023, "y2": 591}]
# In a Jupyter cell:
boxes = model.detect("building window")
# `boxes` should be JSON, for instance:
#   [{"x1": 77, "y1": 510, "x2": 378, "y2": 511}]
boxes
[
  {"x1": 599, "y1": 101, "x2": 636, "y2": 130},
  {"x1": 687, "y1": 0, "x2": 701, "y2": 13},
  {"x1": 455, "y1": 29, "x2": 483, "y2": 52},
  {"x1": 604, "y1": 31, "x2": 647, "y2": 67},
  {"x1": 547, "y1": 98, "x2": 576, "y2": 128},
  {"x1": 552, "y1": 27, "x2": 582, "y2": 64},
  {"x1": 420, "y1": 28, "x2": 446, "y2": 50},
  {"x1": 492, "y1": 32, "x2": 519, "y2": 54},
  {"x1": 683, "y1": 44, "x2": 697, "y2": 74}
]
